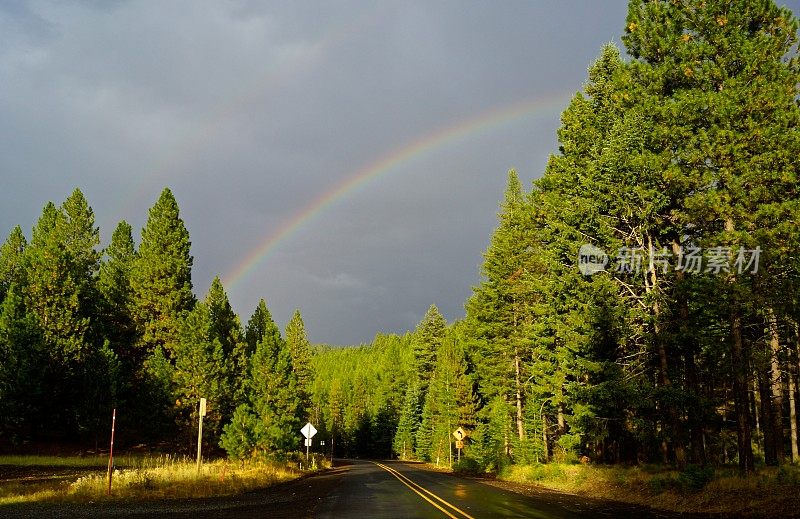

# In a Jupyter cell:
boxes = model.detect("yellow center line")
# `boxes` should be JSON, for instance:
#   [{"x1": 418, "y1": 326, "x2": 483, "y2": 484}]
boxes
[{"x1": 372, "y1": 461, "x2": 476, "y2": 519}]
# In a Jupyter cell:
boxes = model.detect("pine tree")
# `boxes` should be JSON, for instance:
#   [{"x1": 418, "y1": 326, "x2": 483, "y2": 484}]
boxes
[
  {"x1": 473, "y1": 396, "x2": 514, "y2": 471},
  {"x1": 25, "y1": 191, "x2": 99, "y2": 364},
  {"x1": 60, "y1": 188, "x2": 101, "y2": 280},
  {"x1": 0, "y1": 226, "x2": 27, "y2": 302},
  {"x1": 412, "y1": 304, "x2": 447, "y2": 389},
  {"x1": 245, "y1": 299, "x2": 272, "y2": 356},
  {"x1": 328, "y1": 378, "x2": 345, "y2": 457},
  {"x1": 221, "y1": 300, "x2": 302, "y2": 457},
  {"x1": 466, "y1": 170, "x2": 538, "y2": 449},
  {"x1": 206, "y1": 277, "x2": 244, "y2": 358},
  {"x1": 20, "y1": 191, "x2": 111, "y2": 438},
  {"x1": 204, "y1": 277, "x2": 247, "y2": 412},
  {"x1": 250, "y1": 316, "x2": 302, "y2": 455},
  {"x1": 173, "y1": 301, "x2": 226, "y2": 442},
  {"x1": 220, "y1": 404, "x2": 259, "y2": 460},
  {"x1": 420, "y1": 333, "x2": 478, "y2": 467},
  {"x1": 97, "y1": 221, "x2": 137, "y2": 363},
  {"x1": 131, "y1": 188, "x2": 195, "y2": 357},
  {"x1": 285, "y1": 309, "x2": 314, "y2": 419},
  {"x1": 622, "y1": 0, "x2": 800, "y2": 473},
  {"x1": 393, "y1": 381, "x2": 421, "y2": 459},
  {"x1": 0, "y1": 282, "x2": 43, "y2": 441},
  {"x1": 416, "y1": 392, "x2": 434, "y2": 461}
]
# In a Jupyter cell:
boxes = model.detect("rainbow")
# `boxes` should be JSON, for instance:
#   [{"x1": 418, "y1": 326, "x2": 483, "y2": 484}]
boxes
[{"x1": 222, "y1": 91, "x2": 571, "y2": 292}]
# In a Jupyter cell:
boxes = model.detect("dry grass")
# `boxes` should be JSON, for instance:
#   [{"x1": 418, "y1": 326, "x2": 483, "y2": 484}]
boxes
[
  {"x1": 497, "y1": 462, "x2": 800, "y2": 516},
  {"x1": 0, "y1": 454, "x2": 323, "y2": 505}
]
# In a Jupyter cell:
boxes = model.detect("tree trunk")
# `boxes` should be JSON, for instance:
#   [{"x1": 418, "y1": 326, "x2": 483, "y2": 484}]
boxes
[
  {"x1": 732, "y1": 307, "x2": 755, "y2": 473},
  {"x1": 759, "y1": 371, "x2": 777, "y2": 465},
  {"x1": 685, "y1": 350, "x2": 705, "y2": 465},
  {"x1": 503, "y1": 396, "x2": 511, "y2": 457},
  {"x1": 672, "y1": 241, "x2": 706, "y2": 465},
  {"x1": 655, "y1": 306, "x2": 686, "y2": 467},
  {"x1": 766, "y1": 307, "x2": 784, "y2": 463},
  {"x1": 725, "y1": 219, "x2": 754, "y2": 474},
  {"x1": 647, "y1": 239, "x2": 686, "y2": 468},
  {"x1": 791, "y1": 319, "x2": 800, "y2": 462},
  {"x1": 542, "y1": 413, "x2": 549, "y2": 463},
  {"x1": 514, "y1": 348, "x2": 524, "y2": 441},
  {"x1": 788, "y1": 361, "x2": 799, "y2": 462},
  {"x1": 752, "y1": 376, "x2": 761, "y2": 438}
]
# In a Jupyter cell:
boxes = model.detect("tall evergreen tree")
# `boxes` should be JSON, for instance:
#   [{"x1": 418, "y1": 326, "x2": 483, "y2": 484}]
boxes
[
  {"x1": 21, "y1": 191, "x2": 109, "y2": 439},
  {"x1": 221, "y1": 300, "x2": 302, "y2": 457},
  {"x1": 393, "y1": 381, "x2": 421, "y2": 459},
  {"x1": 206, "y1": 276, "x2": 243, "y2": 358},
  {"x1": 623, "y1": 0, "x2": 800, "y2": 472},
  {"x1": 0, "y1": 226, "x2": 27, "y2": 302},
  {"x1": 131, "y1": 188, "x2": 194, "y2": 357},
  {"x1": 25, "y1": 190, "x2": 99, "y2": 364},
  {"x1": 285, "y1": 309, "x2": 314, "y2": 419},
  {"x1": 417, "y1": 332, "x2": 478, "y2": 466},
  {"x1": 466, "y1": 170, "x2": 540, "y2": 451},
  {"x1": 97, "y1": 221, "x2": 137, "y2": 362},
  {"x1": 173, "y1": 301, "x2": 226, "y2": 443},
  {"x1": 0, "y1": 283, "x2": 43, "y2": 441},
  {"x1": 204, "y1": 277, "x2": 248, "y2": 412},
  {"x1": 245, "y1": 299, "x2": 272, "y2": 356},
  {"x1": 412, "y1": 304, "x2": 447, "y2": 388}
]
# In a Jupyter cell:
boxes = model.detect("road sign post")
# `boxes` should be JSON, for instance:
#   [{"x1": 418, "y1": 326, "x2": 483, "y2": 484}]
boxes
[
  {"x1": 196, "y1": 398, "x2": 207, "y2": 473},
  {"x1": 301, "y1": 422, "x2": 317, "y2": 463},
  {"x1": 453, "y1": 427, "x2": 467, "y2": 463}
]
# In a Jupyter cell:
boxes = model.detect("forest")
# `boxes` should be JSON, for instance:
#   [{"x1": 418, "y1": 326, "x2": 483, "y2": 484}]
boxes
[{"x1": 1, "y1": 0, "x2": 799, "y2": 478}]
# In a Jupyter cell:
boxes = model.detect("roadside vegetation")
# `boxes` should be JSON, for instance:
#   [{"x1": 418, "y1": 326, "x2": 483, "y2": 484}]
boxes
[
  {"x1": 0, "y1": 453, "x2": 326, "y2": 505},
  {"x1": 488, "y1": 462, "x2": 800, "y2": 517}
]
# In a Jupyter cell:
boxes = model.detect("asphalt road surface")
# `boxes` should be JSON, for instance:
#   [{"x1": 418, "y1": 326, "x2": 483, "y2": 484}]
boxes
[{"x1": 1, "y1": 459, "x2": 697, "y2": 518}]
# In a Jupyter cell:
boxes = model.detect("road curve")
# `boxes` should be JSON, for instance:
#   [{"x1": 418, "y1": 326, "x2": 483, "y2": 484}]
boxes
[{"x1": 0, "y1": 459, "x2": 698, "y2": 518}]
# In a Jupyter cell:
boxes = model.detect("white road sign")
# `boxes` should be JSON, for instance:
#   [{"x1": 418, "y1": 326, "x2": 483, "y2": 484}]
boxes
[{"x1": 301, "y1": 422, "x2": 317, "y2": 439}]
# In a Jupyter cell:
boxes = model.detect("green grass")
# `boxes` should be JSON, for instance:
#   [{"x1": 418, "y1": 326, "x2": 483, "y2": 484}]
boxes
[
  {"x1": 1, "y1": 454, "x2": 104, "y2": 467},
  {"x1": 496, "y1": 462, "x2": 800, "y2": 516},
  {"x1": 0, "y1": 453, "x2": 326, "y2": 505}
]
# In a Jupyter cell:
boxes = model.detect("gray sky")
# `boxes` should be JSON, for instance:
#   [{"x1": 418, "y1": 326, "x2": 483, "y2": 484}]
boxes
[{"x1": 3, "y1": 1, "x2": 796, "y2": 344}]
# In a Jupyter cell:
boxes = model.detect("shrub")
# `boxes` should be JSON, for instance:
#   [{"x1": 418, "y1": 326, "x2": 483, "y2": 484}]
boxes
[
  {"x1": 776, "y1": 465, "x2": 800, "y2": 485},
  {"x1": 648, "y1": 474, "x2": 679, "y2": 494},
  {"x1": 527, "y1": 463, "x2": 566, "y2": 482},
  {"x1": 677, "y1": 465, "x2": 714, "y2": 492},
  {"x1": 453, "y1": 456, "x2": 482, "y2": 475}
]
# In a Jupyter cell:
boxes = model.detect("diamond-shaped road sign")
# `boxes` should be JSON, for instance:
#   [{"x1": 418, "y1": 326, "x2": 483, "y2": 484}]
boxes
[
  {"x1": 301, "y1": 422, "x2": 317, "y2": 439},
  {"x1": 453, "y1": 427, "x2": 466, "y2": 441}
]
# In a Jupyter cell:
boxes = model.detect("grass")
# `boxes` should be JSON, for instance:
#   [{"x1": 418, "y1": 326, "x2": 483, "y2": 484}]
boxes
[
  {"x1": 0, "y1": 453, "x2": 325, "y2": 505},
  {"x1": 494, "y1": 462, "x2": 800, "y2": 517}
]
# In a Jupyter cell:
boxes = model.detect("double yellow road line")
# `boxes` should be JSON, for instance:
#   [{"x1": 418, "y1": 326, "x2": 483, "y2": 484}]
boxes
[{"x1": 372, "y1": 461, "x2": 476, "y2": 519}]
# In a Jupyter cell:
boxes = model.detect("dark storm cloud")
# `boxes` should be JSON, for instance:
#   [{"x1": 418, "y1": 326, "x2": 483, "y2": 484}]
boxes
[{"x1": 11, "y1": 1, "x2": 790, "y2": 343}]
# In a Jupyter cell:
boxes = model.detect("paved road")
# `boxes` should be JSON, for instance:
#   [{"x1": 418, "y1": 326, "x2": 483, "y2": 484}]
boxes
[{"x1": 1, "y1": 459, "x2": 695, "y2": 518}]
